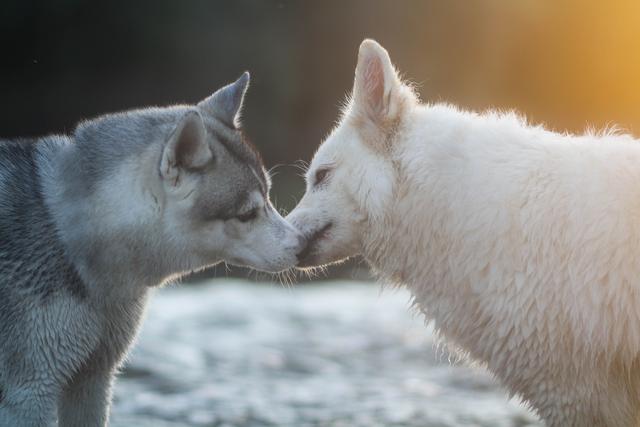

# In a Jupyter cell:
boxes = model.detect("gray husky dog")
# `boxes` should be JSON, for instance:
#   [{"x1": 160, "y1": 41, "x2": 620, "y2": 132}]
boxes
[{"x1": 0, "y1": 72, "x2": 305, "y2": 427}]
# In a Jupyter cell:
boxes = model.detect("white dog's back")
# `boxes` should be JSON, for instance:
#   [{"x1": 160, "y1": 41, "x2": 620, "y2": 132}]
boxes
[{"x1": 380, "y1": 105, "x2": 640, "y2": 424}]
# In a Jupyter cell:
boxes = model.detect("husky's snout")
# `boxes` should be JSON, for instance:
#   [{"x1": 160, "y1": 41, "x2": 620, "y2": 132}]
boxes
[{"x1": 248, "y1": 212, "x2": 308, "y2": 273}]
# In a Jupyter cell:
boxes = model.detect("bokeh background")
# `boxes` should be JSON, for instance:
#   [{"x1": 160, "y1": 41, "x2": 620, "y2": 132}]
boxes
[{"x1": 3, "y1": 1, "x2": 640, "y2": 425}]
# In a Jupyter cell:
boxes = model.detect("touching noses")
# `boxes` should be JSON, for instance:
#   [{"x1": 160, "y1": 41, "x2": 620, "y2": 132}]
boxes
[
  {"x1": 283, "y1": 221, "x2": 307, "y2": 261},
  {"x1": 294, "y1": 233, "x2": 307, "y2": 255},
  {"x1": 288, "y1": 229, "x2": 307, "y2": 254}
]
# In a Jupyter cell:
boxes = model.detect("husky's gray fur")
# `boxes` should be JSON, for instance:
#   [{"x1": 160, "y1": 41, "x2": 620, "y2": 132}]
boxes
[{"x1": 0, "y1": 73, "x2": 304, "y2": 427}]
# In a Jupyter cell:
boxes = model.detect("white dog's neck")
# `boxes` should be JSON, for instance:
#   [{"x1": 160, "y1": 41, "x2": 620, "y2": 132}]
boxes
[{"x1": 362, "y1": 104, "x2": 451, "y2": 280}]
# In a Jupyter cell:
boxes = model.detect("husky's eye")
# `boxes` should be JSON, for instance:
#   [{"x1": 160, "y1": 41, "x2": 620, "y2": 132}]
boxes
[
  {"x1": 236, "y1": 208, "x2": 258, "y2": 223},
  {"x1": 314, "y1": 168, "x2": 330, "y2": 187}
]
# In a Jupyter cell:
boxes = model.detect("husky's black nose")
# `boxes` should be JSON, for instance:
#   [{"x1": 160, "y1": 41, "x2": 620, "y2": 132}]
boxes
[
  {"x1": 295, "y1": 234, "x2": 308, "y2": 260},
  {"x1": 296, "y1": 234, "x2": 307, "y2": 250}
]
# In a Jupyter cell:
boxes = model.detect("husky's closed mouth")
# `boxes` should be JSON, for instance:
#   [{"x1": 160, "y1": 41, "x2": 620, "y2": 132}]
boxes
[{"x1": 297, "y1": 222, "x2": 332, "y2": 266}]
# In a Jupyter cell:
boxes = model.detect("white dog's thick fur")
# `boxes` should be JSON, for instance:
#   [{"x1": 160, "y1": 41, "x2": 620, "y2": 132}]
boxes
[{"x1": 288, "y1": 39, "x2": 640, "y2": 426}]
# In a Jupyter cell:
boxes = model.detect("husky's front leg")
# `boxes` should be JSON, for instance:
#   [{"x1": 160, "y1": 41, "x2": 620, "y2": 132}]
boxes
[{"x1": 58, "y1": 368, "x2": 114, "y2": 427}]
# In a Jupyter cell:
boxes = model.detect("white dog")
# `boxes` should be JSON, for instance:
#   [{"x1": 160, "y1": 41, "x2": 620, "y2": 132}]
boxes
[{"x1": 288, "y1": 39, "x2": 640, "y2": 426}]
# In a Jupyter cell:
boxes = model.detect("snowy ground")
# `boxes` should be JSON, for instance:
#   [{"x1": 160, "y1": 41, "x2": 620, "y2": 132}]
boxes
[{"x1": 111, "y1": 280, "x2": 540, "y2": 427}]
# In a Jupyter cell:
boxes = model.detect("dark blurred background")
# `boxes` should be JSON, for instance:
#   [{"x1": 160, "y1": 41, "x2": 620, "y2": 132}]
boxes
[{"x1": 3, "y1": 0, "x2": 640, "y2": 280}]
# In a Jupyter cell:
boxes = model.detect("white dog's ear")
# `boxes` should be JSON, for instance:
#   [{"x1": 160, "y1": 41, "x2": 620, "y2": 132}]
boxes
[
  {"x1": 351, "y1": 40, "x2": 406, "y2": 146},
  {"x1": 198, "y1": 72, "x2": 250, "y2": 128},
  {"x1": 160, "y1": 111, "x2": 212, "y2": 185}
]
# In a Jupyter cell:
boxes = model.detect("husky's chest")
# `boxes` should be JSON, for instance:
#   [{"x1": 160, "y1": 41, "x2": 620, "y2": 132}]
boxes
[{"x1": 87, "y1": 290, "x2": 150, "y2": 369}]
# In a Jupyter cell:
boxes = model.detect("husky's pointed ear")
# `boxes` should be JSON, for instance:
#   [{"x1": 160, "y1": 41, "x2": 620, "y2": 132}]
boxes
[
  {"x1": 160, "y1": 111, "x2": 212, "y2": 185},
  {"x1": 198, "y1": 72, "x2": 250, "y2": 128},
  {"x1": 352, "y1": 40, "x2": 404, "y2": 130}
]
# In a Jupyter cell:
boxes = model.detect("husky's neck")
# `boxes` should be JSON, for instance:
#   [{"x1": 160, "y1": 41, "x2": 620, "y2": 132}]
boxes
[{"x1": 40, "y1": 135, "x2": 177, "y2": 299}]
